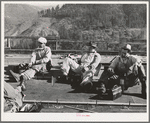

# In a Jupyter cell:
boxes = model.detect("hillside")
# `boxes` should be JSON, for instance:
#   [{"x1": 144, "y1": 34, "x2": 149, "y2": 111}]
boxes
[
  {"x1": 4, "y1": 4, "x2": 39, "y2": 36},
  {"x1": 39, "y1": 4, "x2": 146, "y2": 41},
  {"x1": 4, "y1": 4, "x2": 146, "y2": 52},
  {"x1": 20, "y1": 18, "x2": 59, "y2": 37}
]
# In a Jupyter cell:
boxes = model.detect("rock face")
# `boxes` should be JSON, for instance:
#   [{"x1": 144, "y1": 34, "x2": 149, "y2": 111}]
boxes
[
  {"x1": 20, "y1": 18, "x2": 59, "y2": 37},
  {"x1": 4, "y1": 4, "x2": 39, "y2": 36}
]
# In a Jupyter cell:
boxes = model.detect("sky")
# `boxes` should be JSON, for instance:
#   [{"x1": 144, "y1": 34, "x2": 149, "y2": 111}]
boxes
[{"x1": 26, "y1": 2, "x2": 64, "y2": 8}]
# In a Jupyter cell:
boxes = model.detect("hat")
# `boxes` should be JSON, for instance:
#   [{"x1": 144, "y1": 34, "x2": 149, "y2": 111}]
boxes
[
  {"x1": 38, "y1": 37, "x2": 47, "y2": 44},
  {"x1": 122, "y1": 44, "x2": 131, "y2": 51},
  {"x1": 87, "y1": 41, "x2": 97, "y2": 48}
]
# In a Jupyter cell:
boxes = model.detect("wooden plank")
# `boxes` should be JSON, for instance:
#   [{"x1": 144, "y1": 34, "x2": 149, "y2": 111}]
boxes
[
  {"x1": 5, "y1": 36, "x2": 59, "y2": 40},
  {"x1": 23, "y1": 100, "x2": 146, "y2": 106},
  {"x1": 64, "y1": 105, "x2": 97, "y2": 113},
  {"x1": 5, "y1": 48, "x2": 146, "y2": 55}
]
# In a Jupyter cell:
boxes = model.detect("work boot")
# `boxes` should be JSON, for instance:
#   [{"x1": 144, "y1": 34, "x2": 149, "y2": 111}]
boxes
[
  {"x1": 83, "y1": 81, "x2": 93, "y2": 92},
  {"x1": 18, "y1": 75, "x2": 27, "y2": 91},
  {"x1": 9, "y1": 70, "x2": 20, "y2": 82},
  {"x1": 96, "y1": 83, "x2": 106, "y2": 94}
]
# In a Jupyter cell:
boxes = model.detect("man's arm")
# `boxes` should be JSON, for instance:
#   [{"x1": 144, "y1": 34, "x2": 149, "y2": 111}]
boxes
[
  {"x1": 30, "y1": 52, "x2": 36, "y2": 64},
  {"x1": 128, "y1": 55, "x2": 145, "y2": 76},
  {"x1": 35, "y1": 47, "x2": 52, "y2": 64},
  {"x1": 90, "y1": 53, "x2": 101, "y2": 69},
  {"x1": 107, "y1": 56, "x2": 119, "y2": 75}
]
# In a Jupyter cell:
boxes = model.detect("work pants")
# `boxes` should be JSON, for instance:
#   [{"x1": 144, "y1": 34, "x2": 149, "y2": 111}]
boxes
[
  {"x1": 98, "y1": 64, "x2": 146, "y2": 93},
  {"x1": 21, "y1": 64, "x2": 46, "y2": 80},
  {"x1": 62, "y1": 57, "x2": 95, "y2": 85}
]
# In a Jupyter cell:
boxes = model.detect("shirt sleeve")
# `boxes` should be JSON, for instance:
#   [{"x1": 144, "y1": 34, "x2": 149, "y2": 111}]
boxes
[
  {"x1": 109, "y1": 56, "x2": 119, "y2": 69},
  {"x1": 90, "y1": 53, "x2": 101, "y2": 69},
  {"x1": 30, "y1": 51, "x2": 36, "y2": 64},
  {"x1": 41, "y1": 47, "x2": 52, "y2": 63},
  {"x1": 131, "y1": 55, "x2": 142, "y2": 67}
]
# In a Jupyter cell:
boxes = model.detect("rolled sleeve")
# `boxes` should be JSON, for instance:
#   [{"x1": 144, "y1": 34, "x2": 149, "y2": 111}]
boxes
[
  {"x1": 90, "y1": 53, "x2": 101, "y2": 69},
  {"x1": 30, "y1": 52, "x2": 36, "y2": 64}
]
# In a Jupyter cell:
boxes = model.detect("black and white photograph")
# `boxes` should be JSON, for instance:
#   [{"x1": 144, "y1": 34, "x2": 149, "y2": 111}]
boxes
[{"x1": 1, "y1": 1, "x2": 149, "y2": 122}]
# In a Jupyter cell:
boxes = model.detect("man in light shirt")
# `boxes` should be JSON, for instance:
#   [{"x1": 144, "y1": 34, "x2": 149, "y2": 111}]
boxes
[
  {"x1": 10, "y1": 37, "x2": 52, "y2": 91},
  {"x1": 98, "y1": 44, "x2": 146, "y2": 99},
  {"x1": 61, "y1": 41, "x2": 101, "y2": 91}
]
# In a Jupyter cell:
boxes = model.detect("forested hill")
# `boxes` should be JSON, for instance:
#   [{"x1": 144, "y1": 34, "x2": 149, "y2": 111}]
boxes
[
  {"x1": 39, "y1": 4, "x2": 146, "y2": 29},
  {"x1": 37, "y1": 4, "x2": 146, "y2": 41},
  {"x1": 5, "y1": 4, "x2": 146, "y2": 51}
]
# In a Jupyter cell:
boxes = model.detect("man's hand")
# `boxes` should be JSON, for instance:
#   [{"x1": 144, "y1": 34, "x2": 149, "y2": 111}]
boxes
[
  {"x1": 82, "y1": 67, "x2": 89, "y2": 73},
  {"x1": 28, "y1": 63, "x2": 33, "y2": 68}
]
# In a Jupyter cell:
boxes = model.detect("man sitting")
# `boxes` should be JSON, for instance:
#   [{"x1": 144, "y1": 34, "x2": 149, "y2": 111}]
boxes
[
  {"x1": 61, "y1": 41, "x2": 101, "y2": 91},
  {"x1": 98, "y1": 44, "x2": 146, "y2": 99},
  {"x1": 10, "y1": 37, "x2": 52, "y2": 91}
]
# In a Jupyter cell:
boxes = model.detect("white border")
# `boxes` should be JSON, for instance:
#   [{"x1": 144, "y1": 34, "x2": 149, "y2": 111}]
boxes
[{"x1": 1, "y1": 1, "x2": 149, "y2": 122}]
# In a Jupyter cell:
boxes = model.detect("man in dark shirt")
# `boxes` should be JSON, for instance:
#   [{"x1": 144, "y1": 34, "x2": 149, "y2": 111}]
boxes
[{"x1": 98, "y1": 44, "x2": 146, "y2": 99}]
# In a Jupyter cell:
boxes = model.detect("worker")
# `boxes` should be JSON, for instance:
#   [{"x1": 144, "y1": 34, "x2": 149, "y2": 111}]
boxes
[
  {"x1": 97, "y1": 44, "x2": 146, "y2": 99},
  {"x1": 4, "y1": 81, "x2": 24, "y2": 113},
  {"x1": 61, "y1": 41, "x2": 101, "y2": 91},
  {"x1": 10, "y1": 37, "x2": 52, "y2": 91}
]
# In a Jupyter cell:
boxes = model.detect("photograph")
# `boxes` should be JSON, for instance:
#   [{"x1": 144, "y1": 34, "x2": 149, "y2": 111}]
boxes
[{"x1": 1, "y1": 1, "x2": 149, "y2": 122}]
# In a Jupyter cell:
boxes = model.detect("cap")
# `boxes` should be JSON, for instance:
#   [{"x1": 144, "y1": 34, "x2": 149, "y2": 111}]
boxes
[
  {"x1": 87, "y1": 41, "x2": 97, "y2": 48},
  {"x1": 122, "y1": 44, "x2": 131, "y2": 51},
  {"x1": 38, "y1": 37, "x2": 47, "y2": 44}
]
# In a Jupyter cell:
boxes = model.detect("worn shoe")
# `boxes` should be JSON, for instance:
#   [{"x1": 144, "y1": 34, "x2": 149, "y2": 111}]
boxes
[
  {"x1": 9, "y1": 70, "x2": 20, "y2": 82},
  {"x1": 60, "y1": 67, "x2": 68, "y2": 76},
  {"x1": 96, "y1": 83, "x2": 106, "y2": 94},
  {"x1": 80, "y1": 81, "x2": 93, "y2": 92}
]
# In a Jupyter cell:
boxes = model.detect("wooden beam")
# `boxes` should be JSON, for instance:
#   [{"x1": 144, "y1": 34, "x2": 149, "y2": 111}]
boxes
[
  {"x1": 5, "y1": 36, "x2": 60, "y2": 40},
  {"x1": 23, "y1": 100, "x2": 146, "y2": 107},
  {"x1": 64, "y1": 105, "x2": 97, "y2": 113},
  {"x1": 4, "y1": 48, "x2": 146, "y2": 55}
]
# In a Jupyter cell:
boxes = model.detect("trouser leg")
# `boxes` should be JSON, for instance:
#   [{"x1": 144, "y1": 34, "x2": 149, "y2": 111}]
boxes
[
  {"x1": 127, "y1": 65, "x2": 146, "y2": 98},
  {"x1": 97, "y1": 70, "x2": 112, "y2": 93},
  {"x1": 138, "y1": 65, "x2": 146, "y2": 98},
  {"x1": 22, "y1": 68, "x2": 36, "y2": 79},
  {"x1": 18, "y1": 68, "x2": 37, "y2": 91},
  {"x1": 61, "y1": 57, "x2": 80, "y2": 75},
  {"x1": 80, "y1": 71, "x2": 94, "y2": 91}
]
